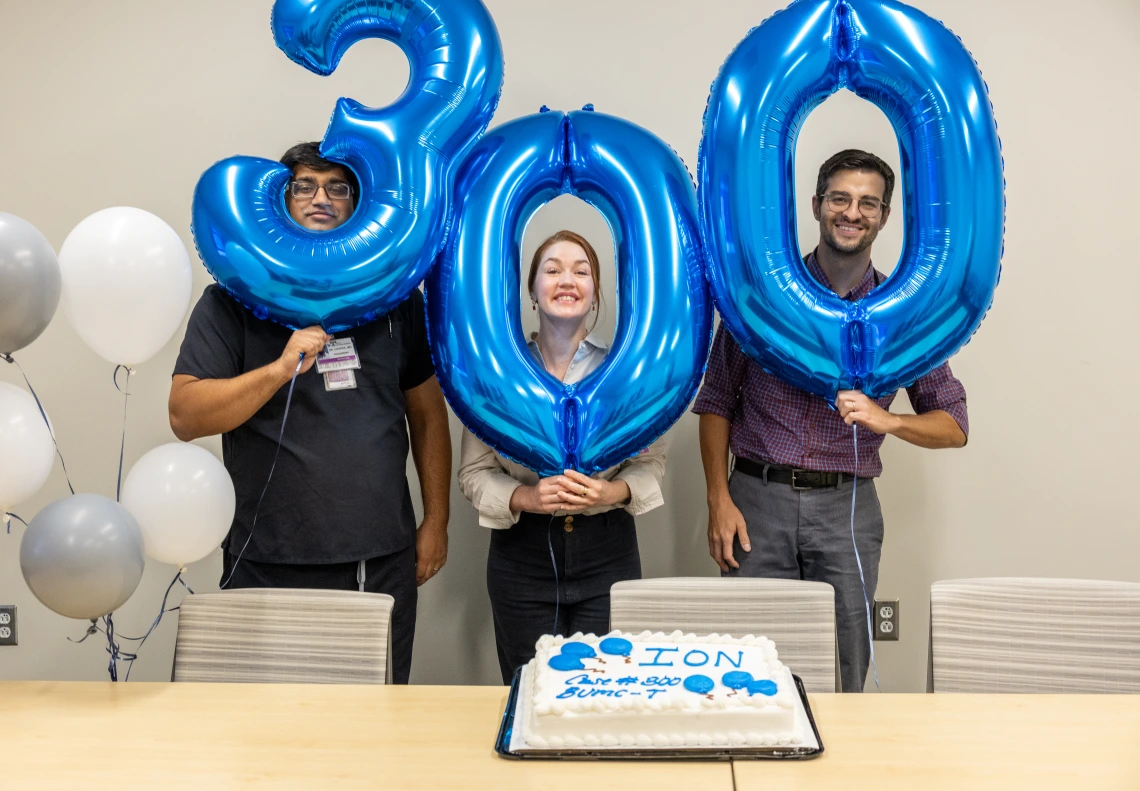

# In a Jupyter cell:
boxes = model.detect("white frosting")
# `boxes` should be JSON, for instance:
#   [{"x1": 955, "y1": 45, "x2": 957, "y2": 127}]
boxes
[{"x1": 522, "y1": 630, "x2": 802, "y2": 749}]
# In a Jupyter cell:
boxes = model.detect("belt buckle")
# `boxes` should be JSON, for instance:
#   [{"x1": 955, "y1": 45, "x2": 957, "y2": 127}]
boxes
[{"x1": 791, "y1": 469, "x2": 812, "y2": 490}]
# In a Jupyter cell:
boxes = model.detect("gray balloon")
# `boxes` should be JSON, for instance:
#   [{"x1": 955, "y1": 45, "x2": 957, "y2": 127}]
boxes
[
  {"x1": 20, "y1": 494, "x2": 145, "y2": 620},
  {"x1": 0, "y1": 212, "x2": 61, "y2": 355}
]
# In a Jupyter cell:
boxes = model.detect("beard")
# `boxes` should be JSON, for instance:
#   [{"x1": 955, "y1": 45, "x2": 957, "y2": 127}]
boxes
[{"x1": 821, "y1": 219, "x2": 879, "y2": 256}]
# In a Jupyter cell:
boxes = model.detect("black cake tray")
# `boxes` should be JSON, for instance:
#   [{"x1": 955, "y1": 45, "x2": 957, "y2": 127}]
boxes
[{"x1": 495, "y1": 667, "x2": 824, "y2": 761}]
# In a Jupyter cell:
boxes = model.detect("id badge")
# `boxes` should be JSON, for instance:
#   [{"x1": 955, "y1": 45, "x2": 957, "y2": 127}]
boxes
[
  {"x1": 316, "y1": 337, "x2": 361, "y2": 373},
  {"x1": 324, "y1": 369, "x2": 357, "y2": 391}
]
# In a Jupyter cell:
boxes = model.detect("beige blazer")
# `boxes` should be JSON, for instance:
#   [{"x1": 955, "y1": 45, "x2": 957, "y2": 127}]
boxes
[{"x1": 458, "y1": 335, "x2": 668, "y2": 530}]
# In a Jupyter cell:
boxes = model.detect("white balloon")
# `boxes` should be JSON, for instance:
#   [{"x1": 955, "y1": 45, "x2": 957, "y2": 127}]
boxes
[
  {"x1": 59, "y1": 207, "x2": 192, "y2": 366},
  {"x1": 120, "y1": 443, "x2": 236, "y2": 566},
  {"x1": 0, "y1": 382, "x2": 55, "y2": 513}
]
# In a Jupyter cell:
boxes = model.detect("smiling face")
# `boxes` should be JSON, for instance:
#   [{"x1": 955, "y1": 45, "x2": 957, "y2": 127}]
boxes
[
  {"x1": 530, "y1": 239, "x2": 598, "y2": 328},
  {"x1": 286, "y1": 164, "x2": 356, "y2": 231},
  {"x1": 811, "y1": 169, "x2": 891, "y2": 256}
]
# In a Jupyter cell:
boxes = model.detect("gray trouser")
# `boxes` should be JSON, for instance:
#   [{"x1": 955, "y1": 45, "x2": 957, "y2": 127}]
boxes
[{"x1": 723, "y1": 467, "x2": 884, "y2": 692}]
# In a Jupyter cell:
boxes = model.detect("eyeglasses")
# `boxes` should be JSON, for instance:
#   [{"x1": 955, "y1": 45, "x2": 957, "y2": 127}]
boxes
[
  {"x1": 289, "y1": 180, "x2": 353, "y2": 201},
  {"x1": 820, "y1": 191, "x2": 886, "y2": 218}
]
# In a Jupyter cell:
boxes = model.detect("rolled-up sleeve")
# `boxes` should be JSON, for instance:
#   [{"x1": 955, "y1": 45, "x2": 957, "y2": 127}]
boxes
[
  {"x1": 907, "y1": 362, "x2": 969, "y2": 440},
  {"x1": 612, "y1": 435, "x2": 668, "y2": 517},
  {"x1": 457, "y1": 430, "x2": 523, "y2": 529},
  {"x1": 691, "y1": 323, "x2": 747, "y2": 421}
]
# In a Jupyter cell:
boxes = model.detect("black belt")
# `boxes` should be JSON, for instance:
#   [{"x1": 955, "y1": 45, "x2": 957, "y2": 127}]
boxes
[{"x1": 733, "y1": 458, "x2": 863, "y2": 489}]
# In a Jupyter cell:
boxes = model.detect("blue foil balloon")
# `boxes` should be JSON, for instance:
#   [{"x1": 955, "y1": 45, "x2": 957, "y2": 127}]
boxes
[
  {"x1": 699, "y1": 0, "x2": 1004, "y2": 398},
  {"x1": 427, "y1": 108, "x2": 713, "y2": 476},
  {"x1": 191, "y1": 0, "x2": 504, "y2": 331}
]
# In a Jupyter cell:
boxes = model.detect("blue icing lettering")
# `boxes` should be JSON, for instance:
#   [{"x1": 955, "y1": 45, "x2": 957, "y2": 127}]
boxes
[
  {"x1": 599, "y1": 637, "x2": 633, "y2": 656},
  {"x1": 721, "y1": 671, "x2": 754, "y2": 690},
  {"x1": 616, "y1": 676, "x2": 639, "y2": 685},
  {"x1": 560, "y1": 642, "x2": 596, "y2": 658},
  {"x1": 748, "y1": 679, "x2": 778, "y2": 696},
  {"x1": 556, "y1": 687, "x2": 580, "y2": 699},
  {"x1": 714, "y1": 650, "x2": 743, "y2": 669},
  {"x1": 646, "y1": 688, "x2": 666, "y2": 699},
  {"x1": 563, "y1": 673, "x2": 610, "y2": 686},
  {"x1": 683, "y1": 674, "x2": 715, "y2": 694},
  {"x1": 683, "y1": 649, "x2": 710, "y2": 667},
  {"x1": 548, "y1": 654, "x2": 585, "y2": 671},
  {"x1": 638, "y1": 647, "x2": 679, "y2": 667}
]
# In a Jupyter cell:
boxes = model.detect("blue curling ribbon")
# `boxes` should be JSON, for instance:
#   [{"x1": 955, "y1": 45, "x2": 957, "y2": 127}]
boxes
[
  {"x1": 850, "y1": 424, "x2": 880, "y2": 691},
  {"x1": 118, "y1": 568, "x2": 195, "y2": 682},
  {"x1": 1, "y1": 353, "x2": 74, "y2": 496},
  {"x1": 112, "y1": 365, "x2": 133, "y2": 502},
  {"x1": 3, "y1": 511, "x2": 27, "y2": 534},
  {"x1": 221, "y1": 355, "x2": 303, "y2": 588}
]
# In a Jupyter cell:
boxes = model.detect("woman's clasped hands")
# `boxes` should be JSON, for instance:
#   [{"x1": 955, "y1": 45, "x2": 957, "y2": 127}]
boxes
[{"x1": 510, "y1": 469, "x2": 630, "y2": 515}]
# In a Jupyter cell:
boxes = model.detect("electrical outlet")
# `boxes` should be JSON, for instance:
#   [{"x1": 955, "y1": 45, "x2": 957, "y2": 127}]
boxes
[
  {"x1": 0, "y1": 605, "x2": 17, "y2": 646},
  {"x1": 873, "y1": 598, "x2": 898, "y2": 641}
]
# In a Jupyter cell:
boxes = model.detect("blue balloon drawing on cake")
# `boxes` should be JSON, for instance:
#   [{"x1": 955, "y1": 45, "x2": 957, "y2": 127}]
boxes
[
  {"x1": 560, "y1": 642, "x2": 597, "y2": 659},
  {"x1": 548, "y1": 654, "x2": 586, "y2": 672},
  {"x1": 599, "y1": 637, "x2": 633, "y2": 657},
  {"x1": 747, "y1": 679, "x2": 779, "y2": 696},
  {"x1": 683, "y1": 674, "x2": 715, "y2": 694},
  {"x1": 721, "y1": 671, "x2": 754, "y2": 690},
  {"x1": 547, "y1": 640, "x2": 598, "y2": 671}
]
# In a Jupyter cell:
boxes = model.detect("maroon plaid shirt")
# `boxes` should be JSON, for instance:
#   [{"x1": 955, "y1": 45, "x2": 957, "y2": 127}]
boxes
[{"x1": 692, "y1": 252, "x2": 968, "y2": 478}]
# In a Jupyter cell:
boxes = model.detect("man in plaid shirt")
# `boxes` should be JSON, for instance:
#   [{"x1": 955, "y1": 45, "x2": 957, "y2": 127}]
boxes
[{"x1": 693, "y1": 150, "x2": 968, "y2": 692}]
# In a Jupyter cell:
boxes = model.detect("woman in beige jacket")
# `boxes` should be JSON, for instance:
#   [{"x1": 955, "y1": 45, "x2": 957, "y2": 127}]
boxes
[{"x1": 458, "y1": 230, "x2": 668, "y2": 683}]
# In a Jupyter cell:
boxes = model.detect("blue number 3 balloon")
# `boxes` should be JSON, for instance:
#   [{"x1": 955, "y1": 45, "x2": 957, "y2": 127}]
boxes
[
  {"x1": 700, "y1": 0, "x2": 1004, "y2": 398},
  {"x1": 427, "y1": 108, "x2": 713, "y2": 475},
  {"x1": 191, "y1": 0, "x2": 504, "y2": 331}
]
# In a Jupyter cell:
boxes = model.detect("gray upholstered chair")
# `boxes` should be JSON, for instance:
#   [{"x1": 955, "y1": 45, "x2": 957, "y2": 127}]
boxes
[
  {"x1": 929, "y1": 577, "x2": 1140, "y2": 693},
  {"x1": 609, "y1": 577, "x2": 839, "y2": 693},
  {"x1": 172, "y1": 588, "x2": 395, "y2": 684}
]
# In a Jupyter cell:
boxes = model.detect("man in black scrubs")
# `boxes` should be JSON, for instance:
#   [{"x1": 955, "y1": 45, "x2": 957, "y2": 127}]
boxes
[{"x1": 169, "y1": 142, "x2": 451, "y2": 683}]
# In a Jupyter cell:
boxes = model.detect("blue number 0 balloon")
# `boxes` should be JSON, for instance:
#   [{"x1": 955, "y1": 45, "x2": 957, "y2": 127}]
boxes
[
  {"x1": 190, "y1": 0, "x2": 503, "y2": 331},
  {"x1": 427, "y1": 108, "x2": 712, "y2": 475},
  {"x1": 699, "y1": 0, "x2": 1004, "y2": 398}
]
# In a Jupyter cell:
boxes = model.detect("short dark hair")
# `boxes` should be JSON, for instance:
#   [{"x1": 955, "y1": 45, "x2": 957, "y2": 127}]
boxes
[
  {"x1": 280, "y1": 141, "x2": 360, "y2": 202},
  {"x1": 815, "y1": 149, "x2": 895, "y2": 207}
]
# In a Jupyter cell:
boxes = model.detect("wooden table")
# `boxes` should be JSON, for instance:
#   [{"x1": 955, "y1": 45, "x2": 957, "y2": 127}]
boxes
[
  {"x1": 734, "y1": 693, "x2": 1140, "y2": 790},
  {"x1": 0, "y1": 682, "x2": 732, "y2": 791},
  {"x1": 2, "y1": 684, "x2": 1138, "y2": 790}
]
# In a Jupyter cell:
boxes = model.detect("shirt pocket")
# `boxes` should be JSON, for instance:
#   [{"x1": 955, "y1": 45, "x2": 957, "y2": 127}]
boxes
[{"x1": 350, "y1": 319, "x2": 404, "y2": 388}]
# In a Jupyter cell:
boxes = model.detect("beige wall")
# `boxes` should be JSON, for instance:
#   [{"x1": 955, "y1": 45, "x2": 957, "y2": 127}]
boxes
[{"x1": 1, "y1": 0, "x2": 1138, "y2": 689}]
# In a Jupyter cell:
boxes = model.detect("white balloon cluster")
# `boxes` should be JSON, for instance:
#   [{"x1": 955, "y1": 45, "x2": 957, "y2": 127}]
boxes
[{"x1": 1, "y1": 208, "x2": 234, "y2": 622}]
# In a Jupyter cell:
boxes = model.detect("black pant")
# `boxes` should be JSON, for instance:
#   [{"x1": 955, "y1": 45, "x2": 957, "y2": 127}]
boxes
[
  {"x1": 221, "y1": 545, "x2": 417, "y2": 684},
  {"x1": 486, "y1": 509, "x2": 642, "y2": 684}
]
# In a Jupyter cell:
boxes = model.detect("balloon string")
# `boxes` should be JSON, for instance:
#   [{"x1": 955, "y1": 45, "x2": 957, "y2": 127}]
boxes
[
  {"x1": 118, "y1": 567, "x2": 190, "y2": 681},
  {"x1": 67, "y1": 616, "x2": 135, "y2": 681},
  {"x1": 1, "y1": 353, "x2": 75, "y2": 495},
  {"x1": 547, "y1": 514, "x2": 560, "y2": 636},
  {"x1": 67, "y1": 621, "x2": 100, "y2": 644},
  {"x1": 850, "y1": 423, "x2": 880, "y2": 692},
  {"x1": 220, "y1": 354, "x2": 303, "y2": 589},
  {"x1": 3, "y1": 511, "x2": 28, "y2": 534},
  {"x1": 101, "y1": 613, "x2": 135, "y2": 682},
  {"x1": 112, "y1": 365, "x2": 134, "y2": 502}
]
